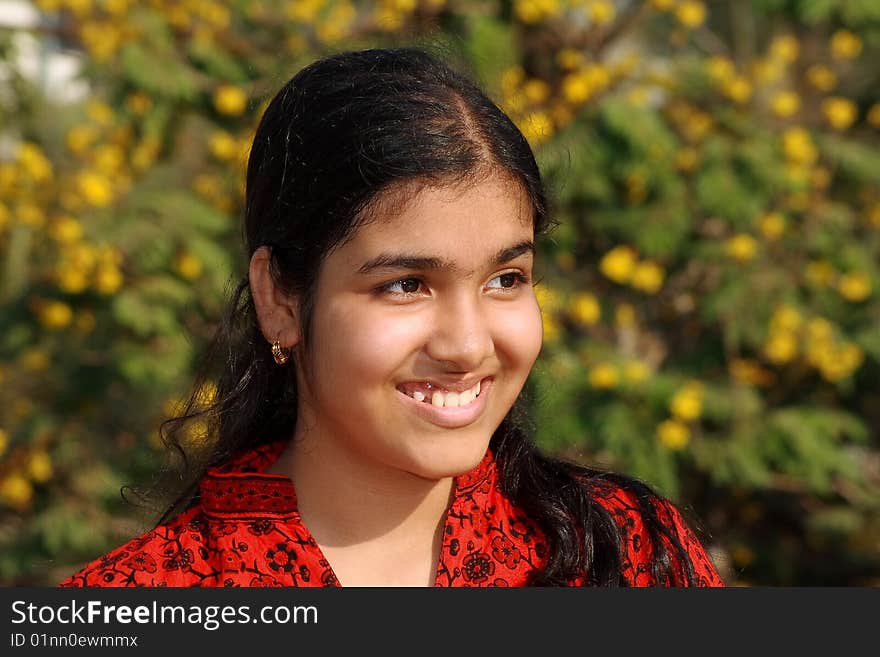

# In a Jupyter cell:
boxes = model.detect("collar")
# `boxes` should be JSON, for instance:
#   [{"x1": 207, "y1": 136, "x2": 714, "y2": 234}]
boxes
[{"x1": 199, "y1": 440, "x2": 497, "y2": 518}]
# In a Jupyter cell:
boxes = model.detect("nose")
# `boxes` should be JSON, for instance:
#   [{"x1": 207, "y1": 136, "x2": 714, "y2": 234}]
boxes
[{"x1": 425, "y1": 293, "x2": 495, "y2": 372}]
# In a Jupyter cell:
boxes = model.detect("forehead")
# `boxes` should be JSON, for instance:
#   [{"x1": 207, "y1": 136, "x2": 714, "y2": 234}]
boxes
[{"x1": 334, "y1": 176, "x2": 534, "y2": 271}]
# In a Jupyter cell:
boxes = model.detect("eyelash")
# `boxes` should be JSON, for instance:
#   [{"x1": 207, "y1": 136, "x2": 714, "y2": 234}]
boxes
[{"x1": 377, "y1": 272, "x2": 532, "y2": 298}]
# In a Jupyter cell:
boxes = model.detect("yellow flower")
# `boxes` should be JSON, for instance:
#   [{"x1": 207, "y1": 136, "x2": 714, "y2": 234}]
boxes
[
  {"x1": 56, "y1": 265, "x2": 88, "y2": 294},
  {"x1": 519, "y1": 111, "x2": 554, "y2": 146},
  {"x1": 92, "y1": 143, "x2": 125, "y2": 174},
  {"x1": 822, "y1": 97, "x2": 858, "y2": 131},
  {"x1": 869, "y1": 204, "x2": 880, "y2": 228},
  {"x1": 104, "y1": 0, "x2": 131, "y2": 18},
  {"x1": 542, "y1": 313, "x2": 561, "y2": 343},
  {"x1": 781, "y1": 127, "x2": 817, "y2": 166},
  {"x1": 723, "y1": 76, "x2": 752, "y2": 103},
  {"x1": 514, "y1": 0, "x2": 555, "y2": 24},
  {"x1": 657, "y1": 419, "x2": 690, "y2": 450},
  {"x1": 599, "y1": 245, "x2": 638, "y2": 284},
  {"x1": 770, "y1": 305, "x2": 802, "y2": 332},
  {"x1": 867, "y1": 103, "x2": 880, "y2": 128},
  {"x1": 805, "y1": 260, "x2": 835, "y2": 287},
  {"x1": 175, "y1": 251, "x2": 203, "y2": 280},
  {"x1": 729, "y1": 358, "x2": 775, "y2": 387},
  {"x1": 830, "y1": 30, "x2": 862, "y2": 60},
  {"x1": 751, "y1": 58, "x2": 782, "y2": 85},
  {"x1": 570, "y1": 292, "x2": 601, "y2": 325},
  {"x1": 21, "y1": 348, "x2": 50, "y2": 372},
  {"x1": 183, "y1": 418, "x2": 212, "y2": 447},
  {"x1": 811, "y1": 167, "x2": 831, "y2": 190},
  {"x1": 213, "y1": 84, "x2": 248, "y2": 116},
  {"x1": 675, "y1": 147, "x2": 699, "y2": 172},
  {"x1": 94, "y1": 265, "x2": 123, "y2": 295},
  {"x1": 706, "y1": 56, "x2": 734, "y2": 82},
  {"x1": 837, "y1": 272, "x2": 871, "y2": 302},
  {"x1": 589, "y1": 0, "x2": 615, "y2": 25},
  {"x1": 38, "y1": 300, "x2": 73, "y2": 330},
  {"x1": 670, "y1": 385, "x2": 703, "y2": 421},
  {"x1": 285, "y1": 0, "x2": 323, "y2": 22},
  {"x1": 726, "y1": 234, "x2": 757, "y2": 261},
  {"x1": 131, "y1": 138, "x2": 160, "y2": 172},
  {"x1": 209, "y1": 130, "x2": 239, "y2": 160},
  {"x1": 49, "y1": 216, "x2": 83, "y2": 243},
  {"x1": 196, "y1": 380, "x2": 218, "y2": 407},
  {"x1": 86, "y1": 100, "x2": 114, "y2": 126},
  {"x1": 17, "y1": 143, "x2": 53, "y2": 182},
  {"x1": 0, "y1": 475, "x2": 33, "y2": 509},
  {"x1": 806, "y1": 64, "x2": 837, "y2": 92},
  {"x1": 681, "y1": 111, "x2": 712, "y2": 142},
  {"x1": 630, "y1": 261, "x2": 665, "y2": 294},
  {"x1": 763, "y1": 332, "x2": 798, "y2": 364},
  {"x1": 500, "y1": 66, "x2": 525, "y2": 95},
  {"x1": 758, "y1": 212, "x2": 786, "y2": 240},
  {"x1": 675, "y1": 1, "x2": 706, "y2": 28},
  {"x1": 615, "y1": 303, "x2": 636, "y2": 328},
  {"x1": 556, "y1": 49, "x2": 585, "y2": 71},
  {"x1": 523, "y1": 79, "x2": 550, "y2": 104},
  {"x1": 0, "y1": 203, "x2": 9, "y2": 230},
  {"x1": 562, "y1": 71, "x2": 592, "y2": 104},
  {"x1": 769, "y1": 35, "x2": 799, "y2": 63},
  {"x1": 27, "y1": 451, "x2": 53, "y2": 483},
  {"x1": 770, "y1": 91, "x2": 800, "y2": 118},
  {"x1": 77, "y1": 171, "x2": 113, "y2": 207},
  {"x1": 805, "y1": 317, "x2": 834, "y2": 343},
  {"x1": 588, "y1": 363, "x2": 618, "y2": 389},
  {"x1": 17, "y1": 203, "x2": 46, "y2": 228},
  {"x1": 621, "y1": 360, "x2": 649, "y2": 384},
  {"x1": 817, "y1": 343, "x2": 863, "y2": 382},
  {"x1": 534, "y1": 283, "x2": 562, "y2": 314},
  {"x1": 838, "y1": 343, "x2": 865, "y2": 373}
]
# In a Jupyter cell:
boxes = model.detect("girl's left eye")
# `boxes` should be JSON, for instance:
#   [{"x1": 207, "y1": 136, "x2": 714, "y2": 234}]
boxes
[{"x1": 488, "y1": 271, "x2": 529, "y2": 290}]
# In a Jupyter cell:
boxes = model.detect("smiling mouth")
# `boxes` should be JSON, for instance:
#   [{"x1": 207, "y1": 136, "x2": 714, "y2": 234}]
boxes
[{"x1": 396, "y1": 378, "x2": 487, "y2": 408}]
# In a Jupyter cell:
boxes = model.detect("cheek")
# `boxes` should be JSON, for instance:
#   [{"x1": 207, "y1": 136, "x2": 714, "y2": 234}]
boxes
[
  {"x1": 316, "y1": 300, "x2": 422, "y2": 381},
  {"x1": 495, "y1": 300, "x2": 543, "y2": 370}
]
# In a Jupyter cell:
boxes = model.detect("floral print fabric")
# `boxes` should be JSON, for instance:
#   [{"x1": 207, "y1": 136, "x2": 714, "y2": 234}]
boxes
[{"x1": 60, "y1": 440, "x2": 724, "y2": 587}]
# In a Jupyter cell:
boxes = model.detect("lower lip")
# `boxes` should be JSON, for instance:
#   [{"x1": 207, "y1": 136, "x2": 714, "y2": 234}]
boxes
[{"x1": 396, "y1": 378, "x2": 493, "y2": 429}]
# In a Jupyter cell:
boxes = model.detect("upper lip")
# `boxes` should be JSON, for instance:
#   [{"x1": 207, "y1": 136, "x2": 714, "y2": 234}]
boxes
[{"x1": 398, "y1": 375, "x2": 491, "y2": 394}]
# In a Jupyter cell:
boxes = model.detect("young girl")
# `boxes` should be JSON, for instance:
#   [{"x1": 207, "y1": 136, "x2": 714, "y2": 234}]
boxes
[{"x1": 61, "y1": 48, "x2": 723, "y2": 588}]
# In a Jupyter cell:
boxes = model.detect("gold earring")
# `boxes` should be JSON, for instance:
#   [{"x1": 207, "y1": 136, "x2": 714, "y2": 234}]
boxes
[{"x1": 271, "y1": 339, "x2": 290, "y2": 365}]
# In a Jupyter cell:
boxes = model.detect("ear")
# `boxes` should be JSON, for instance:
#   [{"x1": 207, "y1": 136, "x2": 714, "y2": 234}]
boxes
[{"x1": 249, "y1": 246, "x2": 301, "y2": 348}]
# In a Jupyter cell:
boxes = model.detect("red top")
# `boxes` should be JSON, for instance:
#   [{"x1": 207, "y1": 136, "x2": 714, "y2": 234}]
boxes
[{"x1": 59, "y1": 440, "x2": 724, "y2": 587}]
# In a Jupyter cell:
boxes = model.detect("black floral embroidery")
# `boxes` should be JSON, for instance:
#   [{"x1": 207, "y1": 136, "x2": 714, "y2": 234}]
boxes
[
  {"x1": 462, "y1": 551, "x2": 495, "y2": 583},
  {"x1": 265, "y1": 543, "x2": 297, "y2": 573}
]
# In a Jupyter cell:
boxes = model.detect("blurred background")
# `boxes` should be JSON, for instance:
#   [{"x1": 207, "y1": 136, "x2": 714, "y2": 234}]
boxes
[{"x1": 0, "y1": 0, "x2": 878, "y2": 586}]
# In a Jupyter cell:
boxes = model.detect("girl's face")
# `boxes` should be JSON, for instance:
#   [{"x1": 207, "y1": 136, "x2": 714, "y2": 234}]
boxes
[{"x1": 293, "y1": 175, "x2": 543, "y2": 481}]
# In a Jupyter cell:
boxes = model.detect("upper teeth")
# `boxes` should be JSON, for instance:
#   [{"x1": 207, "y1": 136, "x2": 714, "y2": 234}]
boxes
[{"x1": 405, "y1": 380, "x2": 482, "y2": 407}]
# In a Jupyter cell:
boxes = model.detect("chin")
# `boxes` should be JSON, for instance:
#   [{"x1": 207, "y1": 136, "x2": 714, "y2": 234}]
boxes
[{"x1": 402, "y1": 434, "x2": 492, "y2": 482}]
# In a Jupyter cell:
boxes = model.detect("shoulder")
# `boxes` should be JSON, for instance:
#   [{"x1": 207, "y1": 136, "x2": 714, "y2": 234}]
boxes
[
  {"x1": 58, "y1": 506, "x2": 211, "y2": 588},
  {"x1": 586, "y1": 477, "x2": 725, "y2": 587}
]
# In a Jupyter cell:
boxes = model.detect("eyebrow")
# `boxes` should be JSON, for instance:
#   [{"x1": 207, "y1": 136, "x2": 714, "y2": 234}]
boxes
[{"x1": 356, "y1": 240, "x2": 535, "y2": 277}]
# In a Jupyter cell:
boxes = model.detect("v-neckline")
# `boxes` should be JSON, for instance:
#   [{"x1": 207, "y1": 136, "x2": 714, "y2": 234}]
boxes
[{"x1": 201, "y1": 439, "x2": 496, "y2": 587}]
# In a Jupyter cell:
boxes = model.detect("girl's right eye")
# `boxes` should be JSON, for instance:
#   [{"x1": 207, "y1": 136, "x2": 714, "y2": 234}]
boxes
[{"x1": 378, "y1": 278, "x2": 424, "y2": 296}]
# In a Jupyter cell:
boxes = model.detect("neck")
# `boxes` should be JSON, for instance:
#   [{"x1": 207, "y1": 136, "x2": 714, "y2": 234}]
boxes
[{"x1": 268, "y1": 428, "x2": 455, "y2": 552}]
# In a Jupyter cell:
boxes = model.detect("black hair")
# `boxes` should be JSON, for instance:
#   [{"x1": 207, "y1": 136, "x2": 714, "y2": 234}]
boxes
[{"x1": 134, "y1": 47, "x2": 700, "y2": 586}]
